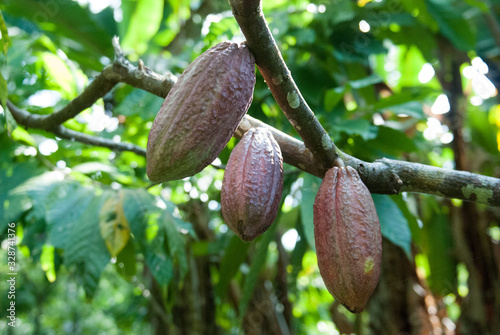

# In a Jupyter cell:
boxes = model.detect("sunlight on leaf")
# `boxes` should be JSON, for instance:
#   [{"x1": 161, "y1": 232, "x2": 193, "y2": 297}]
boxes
[
  {"x1": 39, "y1": 52, "x2": 77, "y2": 99},
  {"x1": 122, "y1": 0, "x2": 164, "y2": 57},
  {"x1": 40, "y1": 244, "x2": 57, "y2": 282},
  {"x1": 0, "y1": 10, "x2": 11, "y2": 56},
  {"x1": 372, "y1": 194, "x2": 412, "y2": 258}
]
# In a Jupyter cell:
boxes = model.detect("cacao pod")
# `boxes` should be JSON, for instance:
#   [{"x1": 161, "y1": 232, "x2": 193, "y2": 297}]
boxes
[
  {"x1": 221, "y1": 127, "x2": 283, "y2": 241},
  {"x1": 147, "y1": 41, "x2": 256, "y2": 183},
  {"x1": 313, "y1": 166, "x2": 382, "y2": 313}
]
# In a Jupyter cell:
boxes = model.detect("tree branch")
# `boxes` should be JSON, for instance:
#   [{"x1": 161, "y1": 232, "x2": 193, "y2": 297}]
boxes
[
  {"x1": 6, "y1": 100, "x2": 147, "y2": 156},
  {"x1": 228, "y1": 0, "x2": 339, "y2": 171},
  {"x1": 6, "y1": 37, "x2": 500, "y2": 206}
]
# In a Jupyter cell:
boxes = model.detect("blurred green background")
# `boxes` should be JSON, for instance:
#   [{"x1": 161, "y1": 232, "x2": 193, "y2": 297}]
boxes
[{"x1": 1, "y1": 0, "x2": 500, "y2": 334}]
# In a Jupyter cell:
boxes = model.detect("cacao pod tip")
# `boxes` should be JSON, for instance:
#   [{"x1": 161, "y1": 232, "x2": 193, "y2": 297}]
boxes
[{"x1": 342, "y1": 303, "x2": 365, "y2": 314}]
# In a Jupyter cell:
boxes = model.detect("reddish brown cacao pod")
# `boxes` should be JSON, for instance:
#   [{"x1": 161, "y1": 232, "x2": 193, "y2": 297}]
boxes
[
  {"x1": 147, "y1": 41, "x2": 256, "y2": 183},
  {"x1": 221, "y1": 127, "x2": 284, "y2": 241},
  {"x1": 313, "y1": 166, "x2": 382, "y2": 313}
]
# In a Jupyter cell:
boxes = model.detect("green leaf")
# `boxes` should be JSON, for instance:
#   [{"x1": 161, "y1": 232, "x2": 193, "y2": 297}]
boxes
[
  {"x1": 115, "y1": 238, "x2": 137, "y2": 279},
  {"x1": 300, "y1": 173, "x2": 322, "y2": 250},
  {"x1": 11, "y1": 171, "x2": 66, "y2": 221},
  {"x1": 464, "y1": 0, "x2": 488, "y2": 12},
  {"x1": 349, "y1": 74, "x2": 383, "y2": 89},
  {"x1": 0, "y1": 10, "x2": 10, "y2": 56},
  {"x1": 121, "y1": 0, "x2": 164, "y2": 56},
  {"x1": 45, "y1": 189, "x2": 111, "y2": 298},
  {"x1": 426, "y1": 0, "x2": 476, "y2": 51},
  {"x1": 371, "y1": 87, "x2": 438, "y2": 112},
  {"x1": 10, "y1": 126, "x2": 36, "y2": 146},
  {"x1": 424, "y1": 211, "x2": 456, "y2": 295},
  {"x1": 39, "y1": 52, "x2": 77, "y2": 99},
  {"x1": 0, "y1": 161, "x2": 42, "y2": 231},
  {"x1": 72, "y1": 162, "x2": 118, "y2": 175},
  {"x1": 367, "y1": 126, "x2": 418, "y2": 156},
  {"x1": 333, "y1": 118, "x2": 378, "y2": 141},
  {"x1": 419, "y1": 196, "x2": 457, "y2": 295},
  {"x1": 121, "y1": 188, "x2": 158, "y2": 240},
  {"x1": 68, "y1": 193, "x2": 111, "y2": 297},
  {"x1": 45, "y1": 183, "x2": 96, "y2": 248},
  {"x1": 372, "y1": 194, "x2": 412, "y2": 258},
  {"x1": 159, "y1": 200, "x2": 193, "y2": 278},
  {"x1": 114, "y1": 88, "x2": 164, "y2": 120},
  {"x1": 385, "y1": 101, "x2": 425, "y2": 119},
  {"x1": 216, "y1": 235, "x2": 250, "y2": 299},
  {"x1": 324, "y1": 87, "x2": 346, "y2": 112},
  {"x1": 145, "y1": 243, "x2": 173, "y2": 286},
  {"x1": 238, "y1": 222, "x2": 278, "y2": 317},
  {"x1": 0, "y1": 71, "x2": 15, "y2": 135},
  {"x1": 288, "y1": 220, "x2": 308, "y2": 291},
  {"x1": 4, "y1": 0, "x2": 114, "y2": 58}
]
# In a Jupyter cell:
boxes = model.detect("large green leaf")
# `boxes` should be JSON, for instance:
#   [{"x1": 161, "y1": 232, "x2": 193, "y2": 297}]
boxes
[
  {"x1": 419, "y1": 196, "x2": 457, "y2": 296},
  {"x1": 44, "y1": 182, "x2": 96, "y2": 248},
  {"x1": 121, "y1": 188, "x2": 158, "y2": 240},
  {"x1": 11, "y1": 171, "x2": 66, "y2": 221},
  {"x1": 372, "y1": 194, "x2": 412, "y2": 258},
  {"x1": 115, "y1": 238, "x2": 137, "y2": 279},
  {"x1": 145, "y1": 238, "x2": 173, "y2": 286},
  {"x1": 366, "y1": 126, "x2": 418, "y2": 157},
  {"x1": 333, "y1": 118, "x2": 379, "y2": 141},
  {"x1": 216, "y1": 235, "x2": 250, "y2": 299},
  {"x1": 159, "y1": 200, "x2": 193, "y2": 278},
  {"x1": 114, "y1": 88, "x2": 164, "y2": 120},
  {"x1": 0, "y1": 161, "x2": 42, "y2": 231},
  {"x1": 426, "y1": 0, "x2": 476, "y2": 51},
  {"x1": 238, "y1": 221, "x2": 278, "y2": 317},
  {"x1": 121, "y1": 0, "x2": 164, "y2": 56},
  {"x1": 3, "y1": 0, "x2": 114, "y2": 60},
  {"x1": 43, "y1": 185, "x2": 111, "y2": 297}
]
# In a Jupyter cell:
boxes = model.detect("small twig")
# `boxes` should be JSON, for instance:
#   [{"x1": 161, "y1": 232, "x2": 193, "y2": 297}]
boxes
[{"x1": 7, "y1": 100, "x2": 146, "y2": 156}]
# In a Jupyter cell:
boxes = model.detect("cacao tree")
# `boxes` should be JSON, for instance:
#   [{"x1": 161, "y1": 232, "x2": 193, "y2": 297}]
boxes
[{"x1": 1, "y1": 0, "x2": 500, "y2": 334}]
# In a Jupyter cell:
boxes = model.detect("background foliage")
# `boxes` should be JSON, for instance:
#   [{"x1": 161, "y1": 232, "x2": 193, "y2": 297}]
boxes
[{"x1": 1, "y1": 0, "x2": 499, "y2": 334}]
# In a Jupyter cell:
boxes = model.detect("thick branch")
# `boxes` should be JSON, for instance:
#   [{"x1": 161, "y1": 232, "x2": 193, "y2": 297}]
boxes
[
  {"x1": 6, "y1": 38, "x2": 500, "y2": 206},
  {"x1": 229, "y1": 0, "x2": 338, "y2": 171},
  {"x1": 238, "y1": 116, "x2": 500, "y2": 206}
]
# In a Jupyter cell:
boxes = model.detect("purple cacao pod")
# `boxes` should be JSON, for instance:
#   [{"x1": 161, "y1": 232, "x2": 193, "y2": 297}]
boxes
[
  {"x1": 313, "y1": 166, "x2": 382, "y2": 313},
  {"x1": 221, "y1": 127, "x2": 284, "y2": 241},
  {"x1": 147, "y1": 41, "x2": 256, "y2": 183}
]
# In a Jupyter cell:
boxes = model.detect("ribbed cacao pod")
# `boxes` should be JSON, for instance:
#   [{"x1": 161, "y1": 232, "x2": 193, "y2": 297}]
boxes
[
  {"x1": 221, "y1": 127, "x2": 283, "y2": 241},
  {"x1": 147, "y1": 41, "x2": 256, "y2": 183},
  {"x1": 313, "y1": 166, "x2": 382, "y2": 313}
]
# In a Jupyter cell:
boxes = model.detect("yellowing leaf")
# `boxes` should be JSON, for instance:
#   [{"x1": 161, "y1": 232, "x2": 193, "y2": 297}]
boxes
[
  {"x1": 39, "y1": 52, "x2": 77, "y2": 99},
  {"x1": 99, "y1": 191, "x2": 131, "y2": 257},
  {"x1": 0, "y1": 10, "x2": 11, "y2": 55},
  {"x1": 40, "y1": 245, "x2": 56, "y2": 283},
  {"x1": 358, "y1": 0, "x2": 372, "y2": 7}
]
